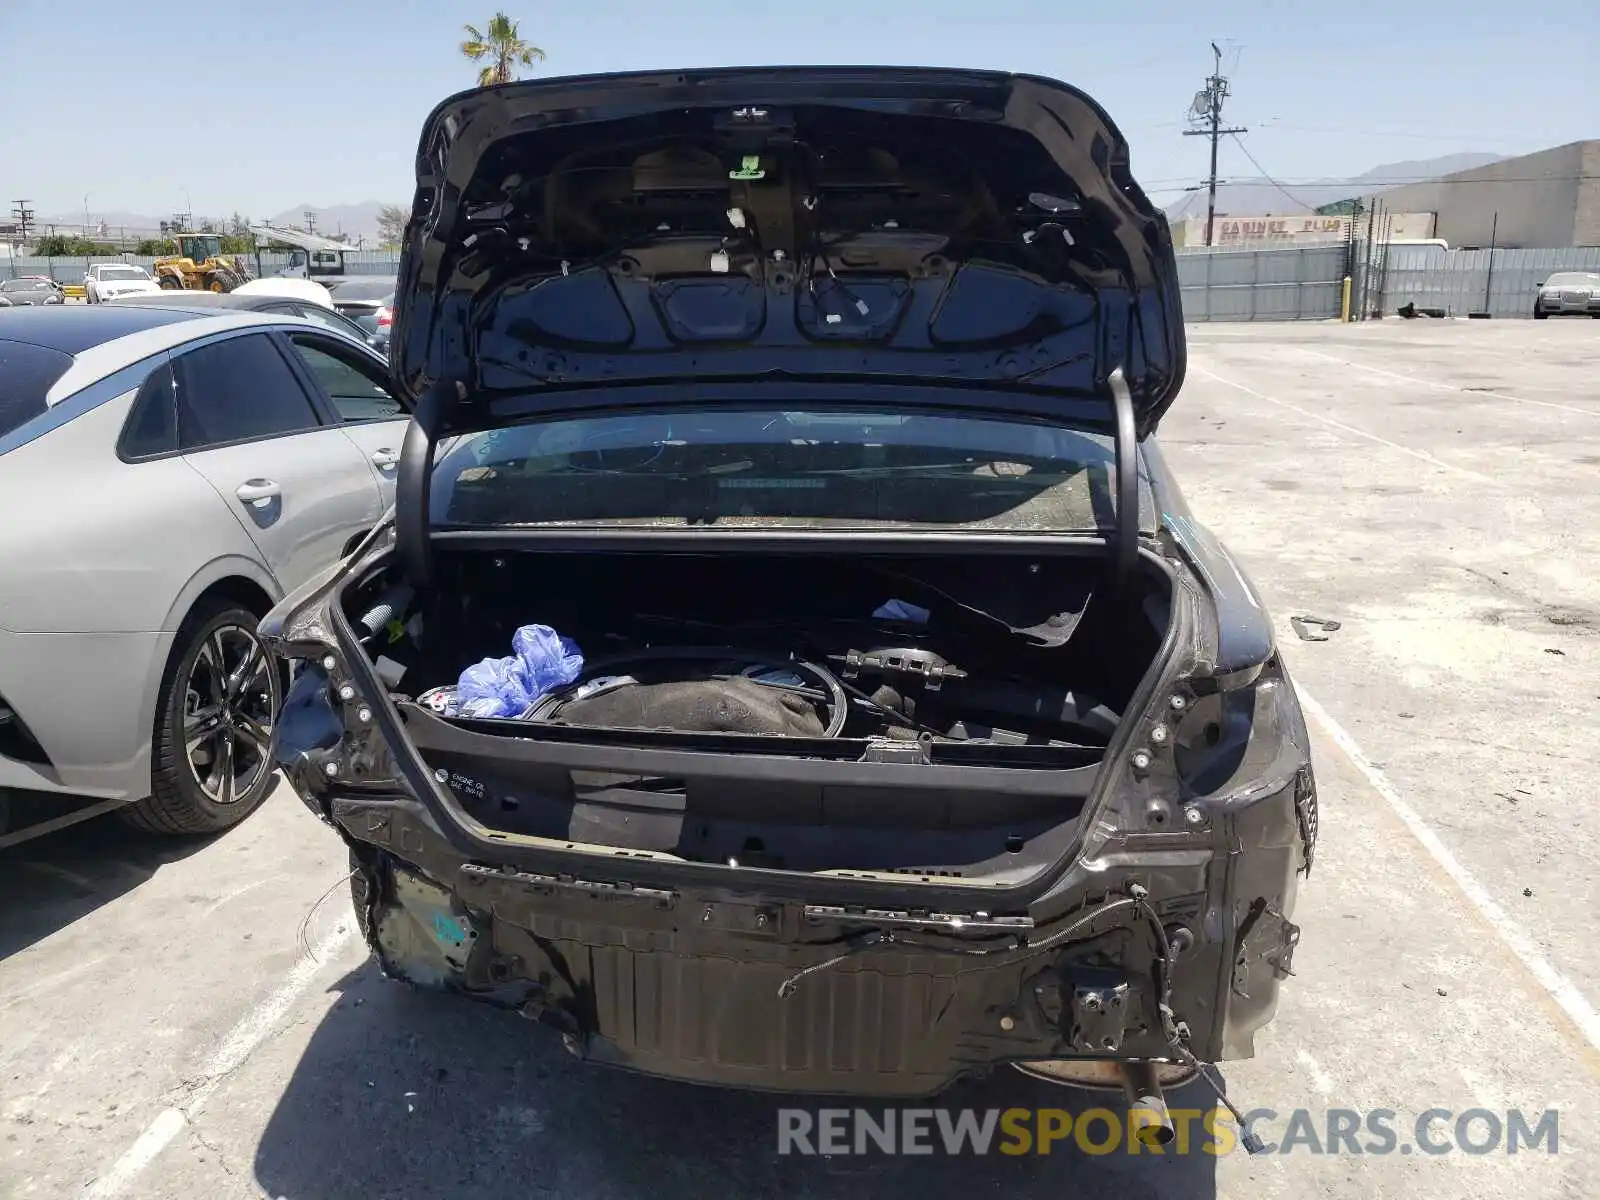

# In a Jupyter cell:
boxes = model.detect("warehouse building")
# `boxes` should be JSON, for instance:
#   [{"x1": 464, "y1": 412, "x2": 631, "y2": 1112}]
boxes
[{"x1": 1371, "y1": 140, "x2": 1600, "y2": 248}]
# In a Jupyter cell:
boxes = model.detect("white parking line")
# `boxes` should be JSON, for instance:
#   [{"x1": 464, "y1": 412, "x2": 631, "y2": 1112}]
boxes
[
  {"x1": 80, "y1": 924, "x2": 353, "y2": 1199},
  {"x1": 1294, "y1": 1048, "x2": 1335, "y2": 1097},
  {"x1": 1289, "y1": 346, "x2": 1600, "y2": 418},
  {"x1": 1295, "y1": 685, "x2": 1600, "y2": 1060},
  {"x1": 198, "y1": 877, "x2": 275, "y2": 919},
  {"x1": 1186, "y1": 363, "x2": 1501, "y2": 486}
]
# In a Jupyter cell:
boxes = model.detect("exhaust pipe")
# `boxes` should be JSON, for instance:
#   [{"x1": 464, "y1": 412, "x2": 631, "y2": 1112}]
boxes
[{"x1": 1118, "y1": 1060, "x2": 1176, "y2": 1147}]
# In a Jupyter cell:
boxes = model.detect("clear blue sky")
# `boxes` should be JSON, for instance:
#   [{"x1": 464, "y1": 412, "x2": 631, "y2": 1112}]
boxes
[{"x1": 2, "y1": 0, "x2": 1595, "y2": 221}]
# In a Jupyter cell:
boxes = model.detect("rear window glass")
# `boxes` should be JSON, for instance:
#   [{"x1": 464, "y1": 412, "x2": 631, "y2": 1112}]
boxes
[
  {"x1": 329, "y1": 278, "x2": 395, "y2": 301},
  {"x1": 0, "y1": 340, "x2": 74, "y2": 444},
  {"x1": 429, "y1": 407, "x2": 1155, "y2": 535}
]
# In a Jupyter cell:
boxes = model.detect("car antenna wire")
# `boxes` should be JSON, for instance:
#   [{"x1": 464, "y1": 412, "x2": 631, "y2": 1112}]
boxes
[
  {"x1": 776, "y1": 886, "x2": 1146, "y2": 1000},
  {"x1": 1166, "y1": 1038, "x2": 1269, "y2": 1155},
  {"x1": 777, "y1": 929, "x2": 894, "y2": 998}
]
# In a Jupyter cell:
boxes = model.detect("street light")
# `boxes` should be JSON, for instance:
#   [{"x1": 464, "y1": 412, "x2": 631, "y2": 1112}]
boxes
[{"x1": 83, "y1": 193, "x2": 91, "y2": 236}]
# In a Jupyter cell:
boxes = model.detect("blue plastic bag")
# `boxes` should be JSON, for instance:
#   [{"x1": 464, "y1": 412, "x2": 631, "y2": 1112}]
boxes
[
  {"x1": 455, "y1": 624, "x2": 584, "y2": 719},
  {"x1": 872, "y1": 597, "x2": 931, "y2": 624}
]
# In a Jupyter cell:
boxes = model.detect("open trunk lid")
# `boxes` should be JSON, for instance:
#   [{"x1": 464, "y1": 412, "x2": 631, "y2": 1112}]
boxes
[{"x1": 391, "y1": 66, "x2": 1185, "y2": 438}]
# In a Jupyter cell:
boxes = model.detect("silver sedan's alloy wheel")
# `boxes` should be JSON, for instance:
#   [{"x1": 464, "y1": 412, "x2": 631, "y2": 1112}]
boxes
[{"x1": 182, "y1": 624, "x2": 279, "y2": 805}]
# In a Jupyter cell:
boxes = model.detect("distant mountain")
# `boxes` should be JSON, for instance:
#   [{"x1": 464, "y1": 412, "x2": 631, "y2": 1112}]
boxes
[
  {"x1": 266, "y1": 201, "x2": 390, "y2": 242},
  {"x1": 31, "y1": 201, "x2": 395, "y2": 242},
  {"x1": 1164, "y1": 152, "x2": 1507, "y2": 218},
  {"x1": 1353, "y1": 152, "x2": 1509, "y2": 185}
]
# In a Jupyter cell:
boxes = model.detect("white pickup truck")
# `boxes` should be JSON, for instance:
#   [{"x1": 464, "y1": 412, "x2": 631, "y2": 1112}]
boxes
[{"x1": 83, "y1": 263, "x2": 163, "y2": 304}]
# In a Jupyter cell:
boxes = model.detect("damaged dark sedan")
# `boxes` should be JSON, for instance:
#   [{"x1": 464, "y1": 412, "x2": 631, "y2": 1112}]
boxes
[{"x1": 262, "y1": 66, "x2": 1315, "y2": 1128}]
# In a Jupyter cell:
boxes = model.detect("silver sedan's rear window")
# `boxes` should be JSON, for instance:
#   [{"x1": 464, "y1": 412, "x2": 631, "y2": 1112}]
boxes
[{"x1": 0, "y1": 340, "x2": 73, "y2": 444}]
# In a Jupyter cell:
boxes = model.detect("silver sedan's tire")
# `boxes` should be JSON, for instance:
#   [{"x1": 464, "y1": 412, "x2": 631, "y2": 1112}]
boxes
[{"x1": 121, "y1": 600, "x2": 282, "y2": 836}]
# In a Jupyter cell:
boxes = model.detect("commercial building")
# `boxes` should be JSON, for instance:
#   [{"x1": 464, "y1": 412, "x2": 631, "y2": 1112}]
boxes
[
  {"x1": 1170, "y1": 210, "x2": 1436, "y2": 249},
  {"x1": 1368, "y1": 141, "x2": 1600, "y2": 248}
]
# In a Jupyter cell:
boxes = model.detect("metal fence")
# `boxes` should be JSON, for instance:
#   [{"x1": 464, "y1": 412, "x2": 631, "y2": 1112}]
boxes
[
  {"x1": 2, "y1": 250, "x2": 401, "y2": 283},
  {"x1": 1175, "y1": 245, "x2": 1348, "y2": 322},
  {"x1": 1176, "y1": 242, "x2": 1600, "y2": 322},
  {"x1": 1376, "y1": 244, "x2": 1600, "y2": 319}
]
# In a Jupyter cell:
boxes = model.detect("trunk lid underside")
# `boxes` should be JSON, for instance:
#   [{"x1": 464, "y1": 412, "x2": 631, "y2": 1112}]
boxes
[{"x1": 392, "y1": 66, "x2": 1185, "y2": 438}]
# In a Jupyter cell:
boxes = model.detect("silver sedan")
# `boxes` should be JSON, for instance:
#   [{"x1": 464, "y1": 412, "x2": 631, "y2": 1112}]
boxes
[
  {"x1": 0, "y1": 305, "x2": 407, "y2": 843},
  {"x1": 1533, "y1": 271, "x2": 1600, "y2": 318}
]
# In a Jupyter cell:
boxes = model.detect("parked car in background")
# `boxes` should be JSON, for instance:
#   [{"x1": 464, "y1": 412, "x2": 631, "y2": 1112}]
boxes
[
  {"x1": 0, "y1": 278, "x2": 65, "y2": 306},
  {"x1": 265, "y1": 67, "x2": 1317, "y2": 1112},
  {"x1": 327, "y1": 276, "x2": 396, "y2": 352},
  {"x1": 107, "y1": 289, "x2": 379, "y2": 349},
  {"x1": 0, "y1": 305, "x2": 407, "y2": 847},
  {"x1": 231, "y1": 277, "x2": 337, "y2": 309},
  {"x1": 84, "y1": 263, "x2": 162, "y2": 304},
  {"x1": 1533, "y1": 271, "x2": 1600, "y2": 319}
]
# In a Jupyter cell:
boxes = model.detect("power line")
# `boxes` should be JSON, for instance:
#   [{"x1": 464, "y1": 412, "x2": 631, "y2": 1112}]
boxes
[
  {"x1": 1250, "y1": 120, "x2": 1544, "y2": 145},
  {"x1": 1145, "y1": 172, "x2": 1600, "y2": 199},
  {"x1": 1277, "y1": 171, "x2": 1600, "y2": 187},
  {"x1": 1227, "y1": 133, "x2": 1319, "y2": 210},
  {"x1": 1181, "y1": 43, "x2": 1248, "y2": 247}
]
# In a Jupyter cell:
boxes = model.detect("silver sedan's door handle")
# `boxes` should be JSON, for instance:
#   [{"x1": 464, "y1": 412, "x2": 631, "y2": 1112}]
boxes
[
  {"x1": 370, "y1": 448, "x2": 399, "y2": 470},
  {"x1": 235, "y1": 479, "x2": 281, "y2": 505}
]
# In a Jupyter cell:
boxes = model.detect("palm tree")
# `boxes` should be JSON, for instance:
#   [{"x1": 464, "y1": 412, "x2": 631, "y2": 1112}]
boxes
[{"x1": 460, "y1": 13, "x2": 545, "y2": 87}]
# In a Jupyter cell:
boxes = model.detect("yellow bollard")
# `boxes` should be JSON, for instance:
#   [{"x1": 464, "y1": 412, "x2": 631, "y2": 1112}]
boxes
[{"x1": 1341, "y1": 276, "x2": 1352, "y2": 322}]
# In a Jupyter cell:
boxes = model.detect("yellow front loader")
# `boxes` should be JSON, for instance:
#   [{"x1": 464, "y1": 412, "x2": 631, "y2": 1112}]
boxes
[{"x1": 151, "y1": 234, "x2": 252, "y2": 293}]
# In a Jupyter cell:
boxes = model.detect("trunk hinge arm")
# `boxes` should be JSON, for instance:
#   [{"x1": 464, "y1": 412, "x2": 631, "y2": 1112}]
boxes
[
  {"x1": 1108, "y1": 366, "x2": 1139, "y2": 586},
  {"x1": 396, "y1": 379, "x2": 465, "y2": 591}
]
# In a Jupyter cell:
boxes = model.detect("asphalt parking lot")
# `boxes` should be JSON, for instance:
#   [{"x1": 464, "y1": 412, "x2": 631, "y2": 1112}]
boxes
[{"x1": 3, "y1": 317, "x2": 1598, "y2": 1200}]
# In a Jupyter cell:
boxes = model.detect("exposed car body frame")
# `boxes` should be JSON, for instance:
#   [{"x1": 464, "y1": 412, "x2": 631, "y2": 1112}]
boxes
[{"x1": 264, "y1": 66, "x2": 1314, "y2": 1105}]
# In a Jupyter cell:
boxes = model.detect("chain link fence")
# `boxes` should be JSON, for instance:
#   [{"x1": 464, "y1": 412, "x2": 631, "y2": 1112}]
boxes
[{"x1": 2, "y1": 249, "x2": 401, "y2": 284}]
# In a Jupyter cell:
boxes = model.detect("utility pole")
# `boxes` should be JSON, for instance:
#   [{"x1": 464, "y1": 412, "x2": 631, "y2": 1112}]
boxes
[
  {"x1": 1481, "y1": 210, "x2": 1499, "y2": 313},
  {"x1": 11, "y1": 199, "x2": 35, "y2": 249},
  {"x1": 303, "y1": 210, "x2": 317, "y2": 234},
  {"x1": 1183, "y1": 43, "x2": 1247, "y2": 247}
]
